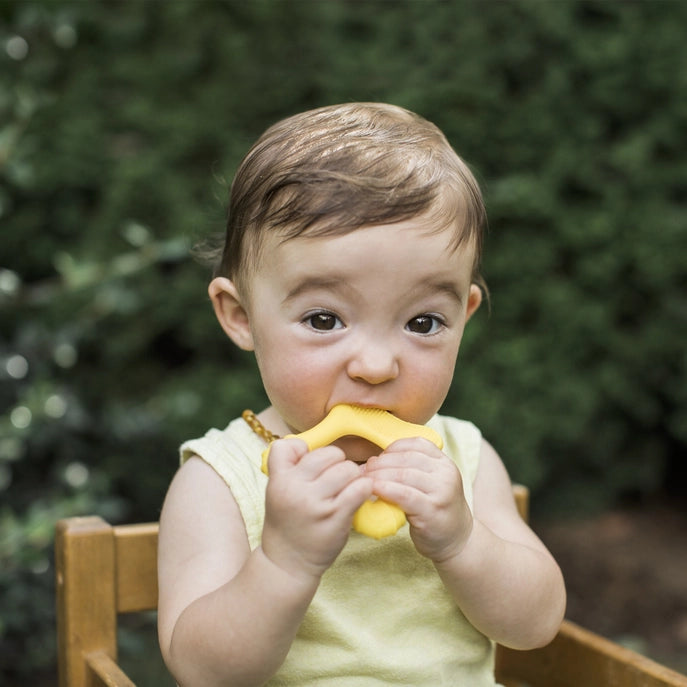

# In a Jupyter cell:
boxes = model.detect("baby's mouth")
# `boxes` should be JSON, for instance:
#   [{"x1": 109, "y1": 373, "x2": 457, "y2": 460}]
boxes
[{"x1": 333, "y1": 435, "x2": 382, "y2": 464}]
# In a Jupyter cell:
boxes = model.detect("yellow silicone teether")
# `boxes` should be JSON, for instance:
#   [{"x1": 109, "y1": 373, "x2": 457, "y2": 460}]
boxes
[{"x1": 261, "y1": 404, "x2": 443, "y2": 539}]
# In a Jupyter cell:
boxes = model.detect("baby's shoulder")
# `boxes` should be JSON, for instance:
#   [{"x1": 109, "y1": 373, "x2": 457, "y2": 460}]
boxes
[{"x1": 429, "y1": 413, "x2": 482, "y2": 447}]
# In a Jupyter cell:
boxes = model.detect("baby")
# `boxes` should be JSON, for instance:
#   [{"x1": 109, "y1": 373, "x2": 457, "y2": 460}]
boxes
[{"x1": 157, "y1": 103, "x2": 566, "y2": 686}]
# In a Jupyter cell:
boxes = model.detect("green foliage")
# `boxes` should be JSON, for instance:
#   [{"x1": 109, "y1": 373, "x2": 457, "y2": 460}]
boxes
[{"x1": 1, "y1": 0, "x2": 686, "y2": 681}]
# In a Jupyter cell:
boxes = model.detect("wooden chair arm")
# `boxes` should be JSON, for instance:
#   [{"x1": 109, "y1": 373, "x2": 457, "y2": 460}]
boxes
[
  {"x1": 496, "y1": 619, "x2": 687, "y2": 687},
  {"x1": 86, "y1": 650, "x2": 136, "y2": 687}
]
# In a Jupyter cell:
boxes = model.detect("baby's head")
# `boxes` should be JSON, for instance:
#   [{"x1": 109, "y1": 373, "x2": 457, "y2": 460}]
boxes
[{"x1": 213, "y1": 103, "x2": 486, "y2": 295}]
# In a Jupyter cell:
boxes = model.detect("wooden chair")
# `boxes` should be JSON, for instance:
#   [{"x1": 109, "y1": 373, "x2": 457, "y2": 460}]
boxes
[{"x1": 55, "y1": 485, "x2": 687, "y2": 687}]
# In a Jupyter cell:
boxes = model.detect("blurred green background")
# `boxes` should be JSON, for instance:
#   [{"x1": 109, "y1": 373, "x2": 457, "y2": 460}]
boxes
[{"x1": 1, "y1": 0, "x2": 686, "y2": 683}]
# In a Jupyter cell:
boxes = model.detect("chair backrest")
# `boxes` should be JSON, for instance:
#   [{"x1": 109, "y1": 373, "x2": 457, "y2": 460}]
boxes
[
  {"x1": 55, "y1": 485, "x2": 687, "y2": 687},
  {"x1": 56, "y1": 517, "x2": 158, "y2": 687}
]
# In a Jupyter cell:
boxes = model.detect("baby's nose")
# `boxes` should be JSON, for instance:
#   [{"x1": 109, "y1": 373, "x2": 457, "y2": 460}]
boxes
[{"x1": 346, "y1": 339, "x2": 399, "y2": 384}]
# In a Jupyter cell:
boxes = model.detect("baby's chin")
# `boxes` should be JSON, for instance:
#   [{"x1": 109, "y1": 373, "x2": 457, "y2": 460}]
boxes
[{"x1": 332, "y1": 435, "x2": 382, "y2": 464}]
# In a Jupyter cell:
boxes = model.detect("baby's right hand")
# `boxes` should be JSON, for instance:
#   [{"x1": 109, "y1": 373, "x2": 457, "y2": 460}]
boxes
[{"x1": 261, "y1": 438, "x2": 373, "y2": 581}]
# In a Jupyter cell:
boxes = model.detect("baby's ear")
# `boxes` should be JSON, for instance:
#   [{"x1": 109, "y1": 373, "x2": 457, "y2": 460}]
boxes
[
  {"x1": 208, "y1": 277, "x2": 254, "y2": 351},
  {"x1": 465, "y1": 283, "x2": 483, "y2": 322}
]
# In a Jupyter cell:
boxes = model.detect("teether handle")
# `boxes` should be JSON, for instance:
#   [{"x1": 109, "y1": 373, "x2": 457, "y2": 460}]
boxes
[
  {"x1": 261, "y1": 405, "x2": 443, "y2": 539},
  {"x1": 294, "y1": 404, "x2": 442, "y2": 452},
  {"x1": 261, "y1": 405, "x2": 442, "y2": 473}
]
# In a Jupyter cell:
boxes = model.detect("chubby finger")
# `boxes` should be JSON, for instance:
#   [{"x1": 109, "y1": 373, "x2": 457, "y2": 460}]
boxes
[
  {"x1": 367, "y1": 466, "x2": 438, "y2": 495},
  {"x1": 383, "y1": 436, "x2": 446, "y2": 457},
  {"x1": 370, "y1": 476, "x2": 462, "y2": 526},
  {"x1": 366, "y1": 454, "x2": 464, "y2": 505},
  {"x1": 369, "y1": 478, "x2": 418, "y2": 510},
  {"x1": 265, "y1": 437, "x2": 309, "y2": 474},
  {"x1": 307, "y1": 455, "x2": 369, "y2": 500},
  {"x1": 334, "y1": 474, "x2": 375, "y2": 518},
  {"x1": 269, "y1": 439, "x2": 357, "y2": 485},
  {"x1": 365, "y1": 447, "x2": 448, "y2": 478}
]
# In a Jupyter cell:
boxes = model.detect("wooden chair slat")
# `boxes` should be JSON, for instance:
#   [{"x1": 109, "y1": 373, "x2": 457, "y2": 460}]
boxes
[
  {"x1": 512, "y1": 483, "x2": 529, "y2": 522},
  {"x1": 56, "y1": 517, "x2": 117, "y2": 687},
  {"x1": 113, "y1": 522, "x2": 158, "y2": 613},
  {"x1": 86, "y1": 650, "x2": 136, "y2": 687}
]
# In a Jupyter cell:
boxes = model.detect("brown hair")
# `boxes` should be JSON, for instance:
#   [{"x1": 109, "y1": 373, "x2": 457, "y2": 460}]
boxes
[{"x1": 210, "y1": 103, "x2": 487, "y2": 292}]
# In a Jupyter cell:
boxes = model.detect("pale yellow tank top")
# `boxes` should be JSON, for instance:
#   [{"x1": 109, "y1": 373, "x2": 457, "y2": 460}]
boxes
[{"x1": 180, "y1": 414, "x2": 496, "y2": 686}]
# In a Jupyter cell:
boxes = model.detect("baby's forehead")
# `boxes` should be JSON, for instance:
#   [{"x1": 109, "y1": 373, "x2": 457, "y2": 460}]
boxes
[
  {"x1": 274, "y1": 205, "x2": 466, "y2": 245},
  {"x1": 235, "y1": 220, "x2": 479, "y2": 306},
  {"x1": 252, "y1": 219, "x2": 476, "y2": 275}
]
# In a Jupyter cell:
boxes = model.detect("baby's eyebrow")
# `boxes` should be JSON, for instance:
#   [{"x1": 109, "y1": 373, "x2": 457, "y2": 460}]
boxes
[
  {"x1": 282, "y1": 274, "x2": 465, "y2": 306},
  {"x1": 282, "y1": 275, "x2": 354, "y2": 303},
  {"x1": 417, "y1": 279, "x2": 464, "y2": 305}
]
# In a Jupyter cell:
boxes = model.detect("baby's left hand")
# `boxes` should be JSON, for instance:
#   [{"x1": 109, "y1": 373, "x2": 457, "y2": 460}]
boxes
[{"x1": 364, "y1": 438, "x2": 473, "y2": 562}]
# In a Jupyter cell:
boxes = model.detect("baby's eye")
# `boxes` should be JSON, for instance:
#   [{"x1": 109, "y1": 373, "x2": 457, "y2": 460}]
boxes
[
  {"x1": 406, "y1": 315, "x2": 444, "y2": 335},
  {"x1": 304, "y1": 312, "x2": 344, "y2": 331}
]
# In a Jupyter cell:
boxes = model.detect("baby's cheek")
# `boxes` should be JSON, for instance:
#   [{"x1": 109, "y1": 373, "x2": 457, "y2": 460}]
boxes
[
  {"x1": 263, "y1": 368, "x2": 331, "y2": 431},
  {"x1": 401, "y1": 368, "x2": 454, "y2": 421}
]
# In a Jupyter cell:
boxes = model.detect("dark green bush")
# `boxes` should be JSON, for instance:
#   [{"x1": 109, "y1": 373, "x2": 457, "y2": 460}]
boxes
[{"x1": 1, "y1": 0, "x2": 686, "y2": 680}]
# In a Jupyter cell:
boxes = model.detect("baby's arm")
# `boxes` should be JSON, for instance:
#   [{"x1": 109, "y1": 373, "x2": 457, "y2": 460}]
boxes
[
  {"x1": 432, "y1": 440, "x2": 566, "y2": 649},
  {"x1": 157, "y1": 456, "x2": 315, "y2": 687},
  {"x1": 366, "y1": 438, "x2": 565, "y2": 649},
  {"x1": 158, "y1": 440, "x2": 372, "y2": 687}
]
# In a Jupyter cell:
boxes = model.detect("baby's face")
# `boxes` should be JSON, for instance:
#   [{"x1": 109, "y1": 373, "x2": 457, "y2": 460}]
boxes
[{"x1": 242, "y1": 219, "x2": 481, "y2": 462}]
